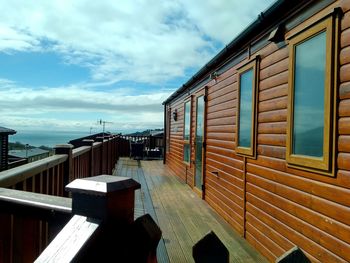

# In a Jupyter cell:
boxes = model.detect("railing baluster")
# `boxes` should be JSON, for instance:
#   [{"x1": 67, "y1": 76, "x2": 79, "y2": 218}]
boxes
[
  {"x1": 82, "y1": 139, "x2": 94, "y2": 178},
  {"x1": 52, "y1": 167, "x2": 55, "y2": 195},
  {"x1": 42, "y1": 171, "x2": 47, "y2": 195},
  {"x1": 54, "y1": 144, "x2": 73, "y2": 196},
  {"x1": 31, "y1": 177, "x2": 34, "y2": 192},
  {"x1": 48, "y1": 168, "x2": 52, "y2": 195},
  {"x1": 56, "y1": 165, "x2": 60, "y2": 196},
  {"x1": 0, "y1": 212, "x2": 11, "y2": 262}
]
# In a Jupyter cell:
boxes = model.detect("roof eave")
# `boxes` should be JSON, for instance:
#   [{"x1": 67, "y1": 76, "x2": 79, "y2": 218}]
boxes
[{"x1": 163, "y1": 0, "x2": 308, "y2": 105}]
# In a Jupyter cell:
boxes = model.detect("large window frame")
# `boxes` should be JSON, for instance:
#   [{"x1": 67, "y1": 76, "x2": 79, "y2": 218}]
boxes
[
  {"x1": 286, "y1": 15, "x2": 337, "y2": 174},
  {"x1": 183, "y1": 100, "x2": 191, "y2": 164},
  {"x1": 235, "y1": 58, "x2": 259, "y2": 157}
]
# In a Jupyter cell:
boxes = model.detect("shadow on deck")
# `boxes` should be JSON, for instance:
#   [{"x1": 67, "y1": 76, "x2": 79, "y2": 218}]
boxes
[{"x1": 113, "y1": 158, "x2": 267, "y2": 263}]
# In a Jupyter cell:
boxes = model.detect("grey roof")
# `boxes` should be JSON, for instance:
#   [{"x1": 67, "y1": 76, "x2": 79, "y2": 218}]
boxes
[
  {"x1": 9, "y1": 148, "x2": 49, "y2": 158},
  {"x1": 0, "y1": 126, "x2": 17, "y2": 135},
  {"x1": 151, "y1": 130, "x2": 164, "y2": 136}
]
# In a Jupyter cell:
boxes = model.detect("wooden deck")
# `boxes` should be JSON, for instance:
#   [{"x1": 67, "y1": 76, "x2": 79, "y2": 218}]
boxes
[{"x1": 114, "y1": 158, "x2": 267, "y2": 263}]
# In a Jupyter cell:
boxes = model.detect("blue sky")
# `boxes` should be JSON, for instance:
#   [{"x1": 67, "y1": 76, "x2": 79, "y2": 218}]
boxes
[{"x1": 0, "y1": 0, "x2": 275, "y2": 134}]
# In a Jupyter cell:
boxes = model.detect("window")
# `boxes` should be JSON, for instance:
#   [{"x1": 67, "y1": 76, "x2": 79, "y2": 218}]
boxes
[
  {"x1": 183, "y1": 100, "x2": 191, "y2": 163},
  {"x1": 287, "y1": 16, "x2": 336, "y2": 173},
  {"x1": 236, "y1": 58, "x2": 258, "y2": 157}
]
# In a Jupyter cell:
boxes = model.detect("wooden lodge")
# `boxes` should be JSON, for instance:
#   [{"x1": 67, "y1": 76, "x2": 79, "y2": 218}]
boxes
[
  {"x1": 1, "y1": 0, "x2": 349, "y2": 262},
  {"x1": 163, "y1": 0, "x2": 350, "y2": 262},
  {"x1": 0, "y1": 127, "x2": 17, "y2": 172}
]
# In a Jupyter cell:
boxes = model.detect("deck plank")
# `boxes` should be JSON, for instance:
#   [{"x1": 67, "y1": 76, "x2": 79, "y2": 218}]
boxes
[
  {"x1": 114, "y1": 158, "x2": 267, "y2": 263},
  {"x1": 114, "y1": 159, "x2": 170, "y2": 263}
]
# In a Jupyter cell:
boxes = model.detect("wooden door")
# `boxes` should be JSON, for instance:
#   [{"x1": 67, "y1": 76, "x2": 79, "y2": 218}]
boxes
[{"x1": 193, "y1": 88, "x2": 207, "y2": 197}]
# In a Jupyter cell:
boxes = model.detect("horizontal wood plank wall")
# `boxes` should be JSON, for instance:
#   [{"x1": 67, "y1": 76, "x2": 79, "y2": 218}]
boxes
[
  {"x1": 205, "y1": 69, "x2": 246, "y2": 236},
  {"x1": 166, "y1": 100, "x2": 186, "y2": 182},
  {"x1": 166, "y1": 1, "x2": 350, "y2": 262},
  {"x1": 247, "y1": 2, "x2": 350, "y2": 262}
]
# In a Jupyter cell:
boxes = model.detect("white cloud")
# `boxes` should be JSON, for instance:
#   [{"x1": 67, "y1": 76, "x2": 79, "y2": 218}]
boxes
[
  {"x1": 0, "y1": 80, "x2": 170, "y2": 131},
  {"x1": 0, "y1": 24, "x2": 40, "y2": 52},
  {"x1": 0, "y1": 0, "x2": 276, "y2": 133},
  {"x1": 0, "y1": 0, "x2": 275, "y2": 84},
  {"x1": 178, "y1": 0, "x2": 275, "y2": 44},
  {"x1": 2, "y1": 115, "x2": 164, "y2": 133}
]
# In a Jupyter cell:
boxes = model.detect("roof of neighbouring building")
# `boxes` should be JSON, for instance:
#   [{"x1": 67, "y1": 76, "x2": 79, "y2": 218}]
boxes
[
  {"x1": 9, "y1": 148, "x2": 49, "y2": 158},
  {"x1": 150, "y1": 130, "x2": 164, "y2": 136},
  {"x1": 0, "y1": 126, "x2": 17, "y2": 135}
]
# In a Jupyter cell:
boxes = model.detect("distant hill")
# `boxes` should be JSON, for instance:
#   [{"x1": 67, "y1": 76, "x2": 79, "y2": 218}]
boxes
[
  {"x1": 9, "y1": 141, "x2": 53, "y2": 152},
  {"x1": 126, "y1": 128, "x2": 163, "y2": 136}
]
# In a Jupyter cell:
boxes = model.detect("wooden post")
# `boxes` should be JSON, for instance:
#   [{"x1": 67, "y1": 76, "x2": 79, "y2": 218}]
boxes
[
  {"x1": 115, "y1": 136, "x2": 119, "y2": 161},
  {"x1": 110, "y1": 136, "x2": 115, "y2": 172},
  {"x1": 81, "y1": 139, "x2": 94, "y2": 178},
  {"x1": 110, "y1": 136, "x2": 116, "y2": 173},
  {"x1": 95, "y1": 137, "x2": 104, "y2": 174},
  {"x1": 106, "y1": 137, "x2": 111, "y2": 174},
  {"x1": 54, "y1": 144, "x2": 73, "y2": 196},
  {"x1": 66, "y1": 175, "x2": 140, "y2": 224},
  {"x1": 35, "y1": 175, "x2": 141, "y2": 262}
]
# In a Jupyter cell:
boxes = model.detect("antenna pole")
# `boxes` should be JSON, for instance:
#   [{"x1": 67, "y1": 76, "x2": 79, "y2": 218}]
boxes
[{"x1": 98, "y1": 119, "x2": 113, "y2": 139}]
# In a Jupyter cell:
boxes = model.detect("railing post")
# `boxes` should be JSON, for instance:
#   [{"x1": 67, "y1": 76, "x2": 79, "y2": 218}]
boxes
[
  {"x1": 35, "y1": 175, "x2": 141, "y2": 262},
  {"x1": 115, "y1": 136, "x2": 119, "y2": 164},
  {"x1": 66, "y1": 175, "x2": 140, "y2": 224},
  {"x1": 54, "y1": 144, "x2": 73, "y2": 195},
  {"x1": 82, "y1": 139, "x2": 94, "y2": 178},
  {"x1": 105, "y1": 136, "x2": 111, "y2": 174},
  {"x1": 113, "y1": 136, "x2": 118, "y2": 171},
  {"x1": 95, "y1": 137, "x2": 104, "y2": 174}
]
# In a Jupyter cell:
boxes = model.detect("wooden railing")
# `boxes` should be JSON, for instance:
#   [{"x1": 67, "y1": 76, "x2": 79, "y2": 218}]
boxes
[
  {"x1": 0, "y1": 154, "x2": 68, "y2": 196},
  {"x1": 0, "y1": 134, "x2": 121, "y2": 262},
  {"x1": 120, "y1": 134, "x2": 163, "y2": 149},
  {"x1": 0, "y1": 188, "x2": 71, "y2": 263},
  {"x1": 35, "y1": 175, "x2": 161, "y2": 263},
  {"x1": 119, "y1": 135, "x2": 164, "y2": 159},
  {"x1": 118, "y1": 137, "x2": 131, "y2": 157}
]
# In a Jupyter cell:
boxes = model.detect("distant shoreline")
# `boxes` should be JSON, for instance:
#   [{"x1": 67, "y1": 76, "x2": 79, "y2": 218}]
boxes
[
  {"x1": 9, "y1": 130, "x2": 93, "y2": 148},
  {"x1": 9, "y1": 141, "x2": 53, "y2": 151},
  {"x1": 8, "y1": 128, "x2": 163, "y2": 148}
]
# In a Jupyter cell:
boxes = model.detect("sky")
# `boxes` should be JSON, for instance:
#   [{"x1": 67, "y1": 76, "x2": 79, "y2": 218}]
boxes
[{"x1": 0, "y1": 0, "x2": 275, "y2": 134}]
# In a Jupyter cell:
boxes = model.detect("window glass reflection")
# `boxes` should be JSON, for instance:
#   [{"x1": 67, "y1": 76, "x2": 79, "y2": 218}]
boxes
[
  {"x1": 293, "y1": 31, "x2": 326, "y2": 157},
  {"x1": 238, "y1": 69, "x2": 253, "y2": 148},
  {"x1": 184, "y1": 102, "x2": 191, "y2": 141}
]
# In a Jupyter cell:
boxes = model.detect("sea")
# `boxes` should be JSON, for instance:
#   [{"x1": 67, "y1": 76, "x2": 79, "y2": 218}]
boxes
[{"x1": 9, "y1": 130, "x2": 94, "y2": 148}]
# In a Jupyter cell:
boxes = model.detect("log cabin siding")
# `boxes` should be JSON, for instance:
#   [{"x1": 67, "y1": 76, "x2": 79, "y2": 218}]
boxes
[{"x1": 165, "y1": 0, "x2": 350, "y2": 261}]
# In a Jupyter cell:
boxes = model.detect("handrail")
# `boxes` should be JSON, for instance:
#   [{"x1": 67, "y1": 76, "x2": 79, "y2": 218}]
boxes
[
  {"x1": 35, "y1": 215, "x2": 101, "y2": 263},
  {"x1": 0, "y1": 187, "x2": 71, "y2": 214},
  {"x1": 92, "y1": 141, "x2": 102, "y2": 148},
  {"x1": 0, "y1": 154, "x2": 67, "y2": 187},
  {"x1": 72, "y1": 146, "x2": 91, "y2": 158}
]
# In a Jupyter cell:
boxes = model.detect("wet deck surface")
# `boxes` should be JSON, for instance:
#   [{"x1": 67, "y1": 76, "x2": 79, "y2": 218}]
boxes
[{"x1": 114, "y1": 158, "x2": 267, "y2": 263}]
